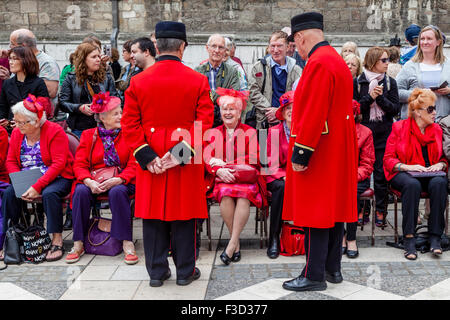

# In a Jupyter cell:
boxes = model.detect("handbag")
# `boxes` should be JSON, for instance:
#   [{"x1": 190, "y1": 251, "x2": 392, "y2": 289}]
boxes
[
  {"x1": 280, "y1": 222, "x2": 305, "y2": 256},
  {"x1": 21, "y1": 224, "x2": 52, "y2": 264},
  {"x1": 215, "y1": 164, "x2": 259, "y2": 184},
  {"x1": 89, "y1": 130, "x2": 120, "y2": 183},
  {"x1": 3, "y1": 221, "x2": 24, "y2": 265},
  {"x1": 84, "y1": 217, "x2": 122, "y2": 256}
]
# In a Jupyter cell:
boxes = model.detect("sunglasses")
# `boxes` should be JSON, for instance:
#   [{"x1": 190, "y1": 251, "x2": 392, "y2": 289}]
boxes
[
  {"x1": 379, "y1": 58, "x2": 390, "y2": 63},
  {"x1": 420, "y1": 105, "x2": 436, "y2": 114}
]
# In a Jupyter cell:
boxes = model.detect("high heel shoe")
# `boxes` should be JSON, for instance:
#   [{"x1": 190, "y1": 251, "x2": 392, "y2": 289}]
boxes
[
  {"x1": 231, "y1": 251, "x2": 241, "y2": 262},
  {"x1": 220, "y1": 249, "x2": 232, "y2": 265}
]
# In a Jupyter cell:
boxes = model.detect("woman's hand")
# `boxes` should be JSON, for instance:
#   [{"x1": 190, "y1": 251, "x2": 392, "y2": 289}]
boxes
[
  {"x1": 98, "y1": 177, "x2": 123, "y2": 191},
  {"x1": 0, "y1": 119, "x2": 9, "y2": 128},
  {"x1": 79, "y1": 104, "x2": 94, "y2": 116},
  {"x1": 402, "y1": 164, "x2": 427, "y2": 172},
  {"x1": 21, "y1": 186, "x2": 40, "y2": 201},
  {"x1": 209, "y1": 157, "x2": 226, "y2": 168},
  {"x1": 369, "y1": 85, "x2": 383, "y2": 100},
  {"x1": 427, "y1": 163, "x2": 446, "y2": 172},
  {"x1": 435, "y1": 87, "x2": 450, "y2": 96},
  {"x1": 84, "y1": 178, "x2": 106, "y2": 194},
  {"x1": 216, "y1": 168, "x2": 236, "y2": 183}
]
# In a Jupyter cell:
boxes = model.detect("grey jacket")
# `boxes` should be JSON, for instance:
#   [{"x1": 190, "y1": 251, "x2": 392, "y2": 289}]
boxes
[
  {"x1": 396, "y1": 59, "x2": 450, "y2": 121},
  {"x1": 248, "y1": 55, "x2": 302, "y2": 129}
]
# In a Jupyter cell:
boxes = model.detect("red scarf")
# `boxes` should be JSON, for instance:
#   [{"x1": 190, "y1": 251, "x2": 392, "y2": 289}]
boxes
[{"x1": 405, "y1": 117, "x2": 440, "y2": 166}]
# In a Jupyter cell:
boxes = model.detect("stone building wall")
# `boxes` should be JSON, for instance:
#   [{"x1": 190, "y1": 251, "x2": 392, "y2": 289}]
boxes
[{"x1": 0, "y1": 0, "x2": 449, "y2": 71}]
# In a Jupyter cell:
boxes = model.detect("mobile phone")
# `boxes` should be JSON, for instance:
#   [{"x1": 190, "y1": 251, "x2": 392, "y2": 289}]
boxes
[
  {"x1": 430, "y1": 81, "x2": 448, "y2": 91},
  {"x1": 103, "y1": 44, "x2": 112, "y2": 57}
]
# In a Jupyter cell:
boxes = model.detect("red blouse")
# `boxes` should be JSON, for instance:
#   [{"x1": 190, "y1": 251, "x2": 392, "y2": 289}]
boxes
[{"x1": 0, "y1": 126, "x2": 8, "y2": 183}]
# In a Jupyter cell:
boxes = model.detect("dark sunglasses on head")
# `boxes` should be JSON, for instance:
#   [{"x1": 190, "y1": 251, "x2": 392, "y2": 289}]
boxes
[
  {"x1": 421, "y1": 105, "x2": 436, "y2": 114},
  {"x1": 379, "y1": 58, "x2": 390, "y2": 63}
]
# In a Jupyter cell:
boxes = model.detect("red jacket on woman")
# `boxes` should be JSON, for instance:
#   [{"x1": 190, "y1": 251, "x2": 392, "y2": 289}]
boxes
[
  {"x1": 0, "y1": 126, "x2": 8, "y2": 182},
  {"x1": 383, "y1": 119, "x2": 448, "y2": 181},
  {"x1": 266, "y1": 122, "x2": 289, "y2": 184},
  {"x1": 6, "y1": 121, "x2": 74, "y2": 193},
  {"x1": 357, "y1": 123, "x2": 375, "y2": 182},
  {"x1": 73, "y1": 127, "x2": 136, "y2": 184}
]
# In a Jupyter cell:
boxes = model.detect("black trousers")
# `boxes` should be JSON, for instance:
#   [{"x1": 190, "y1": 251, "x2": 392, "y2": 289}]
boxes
[
  {"x1": 300, "y1": 223, "x2": 344, "y2": 282},
  {"x1": 374, "y1": 148, "x2": 388, "y2": 213},
  {"x1": 267, "y1": 179, "x2": 285, "y2": 243},
  {"x1": 143, "y1": 218, "x2": 197, "y2": 280},
  {"x1": 2, "y1": 177, "x2": 72, "y2": 234},
  {"x1": 345, "y1": 179, "x2": 370, "y2": 241},
  {"x1": 390, "y1": 172, "x2": 447, "y2": 237}
]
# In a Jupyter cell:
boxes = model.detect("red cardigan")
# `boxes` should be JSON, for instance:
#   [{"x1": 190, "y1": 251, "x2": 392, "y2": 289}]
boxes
[
  {"x1": 356, "y1": 123, "x2": 375, "y2": 182},
  {"x1": 266, "y1": 122, "x2": 289, "y2": 184},
  {"x1": 6, "y1": 121, "x2": 74, "y2": 193},
  {"x1": 0, "y1": 126, "x2": 8, "y2": 183},
  {"x1": 73, "y1": 127, "x2": 136, "y2": 184},
  {"x1": 383, "y1": 119, "x2": 448, "y2": 181}
]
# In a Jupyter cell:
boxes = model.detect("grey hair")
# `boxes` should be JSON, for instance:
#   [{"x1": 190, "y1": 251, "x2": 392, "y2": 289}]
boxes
[
  {"x1": 16, "y1": 32, "x2": 37, "y2": 48},
  {"x1": 156, "y1": 38, "x2": 184, "y2": 53},
  {"x1": 11, "y1": 101, "x2": 47, "y2": 126},
  {"x1": 224, "y1": 37, "x2": 232, "y2": 50},
  {"x1": 206, "y1": 34, "x2": 224, "y2": 46}
]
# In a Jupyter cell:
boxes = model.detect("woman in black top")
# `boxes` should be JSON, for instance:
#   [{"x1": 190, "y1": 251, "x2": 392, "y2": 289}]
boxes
[
  {"x1": 0, "y1": 46, "x2": 49, "y2": 131},
  {"x1": 354, "y1": 46, "x2": 400, "y2": 227},
  {"x1": 59, "y1": 42, "x2": 117, "y2": 138}
]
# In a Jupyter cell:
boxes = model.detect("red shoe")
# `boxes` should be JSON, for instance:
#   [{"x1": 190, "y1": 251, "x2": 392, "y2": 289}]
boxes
[
  {"x1": 65, "y1": 248, "x2": 85, "y2": 264},
  {"x1": 124, "y1": 251, "x2": 139, "y2": 265}
]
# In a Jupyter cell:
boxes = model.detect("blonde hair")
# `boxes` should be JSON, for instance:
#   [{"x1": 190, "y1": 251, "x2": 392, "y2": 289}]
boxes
[
  {"x1": 341, "y1": 41, "x2": 360, "y2": 57},
  {"x1": 344, "y1": 53, "x2": 363, "y2": 77},
  {"x1": 364, "y1": 46, "x2": 389, "y2": 71},
  {"x1": 408, "y1": 88, "x2": 437, "y2": 118},
  {"x1": 412, "y1": 25, "x2": 446, "y2": 64}
]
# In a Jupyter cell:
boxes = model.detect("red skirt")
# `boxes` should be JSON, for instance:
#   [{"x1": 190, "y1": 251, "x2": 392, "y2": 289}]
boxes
[{"x1": 211, "y1": 182, "x2": 263, "y2": 208}]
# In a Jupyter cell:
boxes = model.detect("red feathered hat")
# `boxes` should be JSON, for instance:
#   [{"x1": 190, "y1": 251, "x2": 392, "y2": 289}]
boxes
[
  {"x1": 23, "y1": 94, "x2": 45, "y2": 120},
  {"x1": 215, "y1": 88, "x2": 249, "y2": 112},
  {"x1": 90, "y1": 92, "x2": 121, "y2": 113},
  {"x1": 352, "y1": 99, "x2": 361, "y2": 117}
]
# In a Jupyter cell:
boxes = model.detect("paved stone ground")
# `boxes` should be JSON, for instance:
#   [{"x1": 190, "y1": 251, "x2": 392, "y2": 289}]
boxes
[{"x1": 1, "y1": 201, "x2": 450, "y2": 300}]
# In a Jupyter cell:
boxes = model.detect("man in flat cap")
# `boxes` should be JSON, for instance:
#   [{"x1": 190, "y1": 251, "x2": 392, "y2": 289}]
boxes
[
  {"x1": 282, "y1": 12, "x2": 358, "y2": 291},
  {"x1": 121, "y1": 21, "x2": 214, "y2": 287}
]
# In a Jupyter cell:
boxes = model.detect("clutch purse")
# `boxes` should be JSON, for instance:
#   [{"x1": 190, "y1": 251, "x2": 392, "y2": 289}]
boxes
[
  {"x1": 215, "y1": 164, "x2": 258, "y2": 184},
  {"x1": 89, "y1": 130, "x2": 120, "y2": 183}
]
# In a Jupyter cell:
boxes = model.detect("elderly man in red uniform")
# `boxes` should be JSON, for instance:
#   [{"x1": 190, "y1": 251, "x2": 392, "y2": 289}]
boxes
[
  {"x1": 121, "y1": 21, "x2": 214, "y2": 287},
  {"x1": 282, "y1": 12, "x2": 358, "y2": 292}
]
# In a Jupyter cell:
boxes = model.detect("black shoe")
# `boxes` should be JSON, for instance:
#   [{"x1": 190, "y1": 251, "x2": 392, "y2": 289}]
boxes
[
  {"x1": 346, "y1": 249, "x2": 359, "y2": 259},
  {"x1": 267, "y1": 238, "x2": 280, "y2": 259},
  {"x1": 220, "y1": 249, "x2": 232, "y2": 266},
  {"x1": 282, "y1": 276, "x2": 327, "y2": 292},
  {"x1": 231, "y1": 251, "x2": 241, "y2": 262},
  {"x1": 150, "y1": 269, "x2": 171, "y2": 287},
  {"x1": 342, "y1": 246, "x2": 347, "y2": 255},
  {"x1": 176, "y1": 267, "x2": 201, "y2": 286},
  {"x1": 325, "y1": 271, "x2": 343, "y2": 284},
  {"x1": 63, "y1": 213, "x2": 72, "y2": 231}
]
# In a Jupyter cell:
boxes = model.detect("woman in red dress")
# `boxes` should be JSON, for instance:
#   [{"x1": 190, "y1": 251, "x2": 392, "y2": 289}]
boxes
[{"x1": 204, "y1": 88, "x2": 266, "y2": 265}]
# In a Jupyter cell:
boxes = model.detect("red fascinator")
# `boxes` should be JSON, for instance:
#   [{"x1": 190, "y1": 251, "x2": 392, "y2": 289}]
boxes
[
  {"x1": 352, "y1": 99, "x2": 361, "y2": 116},
  {"x1": 215, "y1": 88, "x2": 250, "y2": 111},
  {"x1": 90, "y1": 92, "x2": 121, "y2": 114},
  {"x1": 276, "y1": 91, "x2": 295, "y2": 121},
  {"x1": 23, "y1": 94, "x2": 44, "y2": 120}
]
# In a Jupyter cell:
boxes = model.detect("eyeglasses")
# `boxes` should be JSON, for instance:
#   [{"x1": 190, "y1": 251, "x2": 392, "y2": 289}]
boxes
[
  {"x1": 420, "y1": 105, "x2": 436, "y2": 114},
  {"x1": 13, "y1": 119, "x2": 32, "y2": 126},
  {"x1": 379, "y1": 58, "x2": 390, "y2": 63},
  {"x1": 208, "y1": 45, "x2": 226, "y2": 51}
]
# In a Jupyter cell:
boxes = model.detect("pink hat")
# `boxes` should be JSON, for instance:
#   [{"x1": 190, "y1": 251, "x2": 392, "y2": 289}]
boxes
[
  {"x1": 276, "y1": 91, "x2": 294, "y2": 121},
  {"x1": 352, "y1": 99, "x2": 360, "y2": 117},
  {"x1": 90, "y1": 92, "x2": 121, "y2": 113}
]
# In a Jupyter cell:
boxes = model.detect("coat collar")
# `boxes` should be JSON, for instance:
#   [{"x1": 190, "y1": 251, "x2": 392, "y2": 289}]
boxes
[
  {"x1": 156, "y1": 55, "x2": 181, "y2": 63},
  {"x1": 308, "y1": 41, "x2": 330, "y2": 58}
]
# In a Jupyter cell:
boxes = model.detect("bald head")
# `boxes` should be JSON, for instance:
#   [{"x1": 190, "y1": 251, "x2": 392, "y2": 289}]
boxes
[
  {"x1": 10, "y1": 29, "x2": 37, "y2": 49},
  {"x1": 293, "y1": 28, "x2": 324, "y2": 60}
]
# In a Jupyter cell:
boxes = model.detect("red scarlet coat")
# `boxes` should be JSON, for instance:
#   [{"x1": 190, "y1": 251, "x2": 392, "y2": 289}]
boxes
[
  {"x1": 6, "y1": 121, "x2": 74, "y2": 193},
  {"x1": 357, "y1": 123, "x2": 375, "y2": 182},
  {"x1": 121, "y1": 56, "x2": 214, "y2": 221},
  {"x1": 282, "y1": 44, "x2": 358, "y2": 228},
  {"x1": 383, "y1": 119, "x2": 447, "y2": 181},
  {"x1": 73, "y1": 128, "x2": 136, "y2": 184},
  {"x1": 266, "y1": 122, "x2": 289, "y2": 184},
  {"x1": 0, "y1": 126, "x2": 8, "y2": 182}
]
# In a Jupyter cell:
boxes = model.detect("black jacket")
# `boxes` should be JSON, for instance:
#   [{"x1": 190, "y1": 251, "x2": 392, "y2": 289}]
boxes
[
  {"x1": 0, "y1": 75, "x2": 49, "y2": 120},
  {"x1": 58, "y1": 72, "x2": 117, "y2": 131},
  {"x1": 353, "y1": 73, "x2": 400, "y2": 149}
]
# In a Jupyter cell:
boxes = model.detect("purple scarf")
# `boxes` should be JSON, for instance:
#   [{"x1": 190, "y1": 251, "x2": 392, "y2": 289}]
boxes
[{"x1": 97, "y1": 125, "x2": 121, "y2": 167}]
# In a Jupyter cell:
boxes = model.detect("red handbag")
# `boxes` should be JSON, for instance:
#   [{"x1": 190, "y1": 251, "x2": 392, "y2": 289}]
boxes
[
  {"x1": 89, "y1": 130, "x2": 120, "y2": 183},
  {"x1": 215, "y1": 164, "x2": 258, "y2": 184},
  {"x1": 280, "y1": 222, "x2": 305, "y2": 256}
]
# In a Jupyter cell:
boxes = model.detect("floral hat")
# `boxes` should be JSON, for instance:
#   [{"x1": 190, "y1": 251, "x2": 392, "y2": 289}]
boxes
[
  {"x1": 276, "y1": 91, "x2": 295, "y2": 121},
  {"x1": 90, "y1": 92, "x2": 121, "y2": 113},
  {"x1": 215, "y1": 88, "x2": 250, "y2": 112}
]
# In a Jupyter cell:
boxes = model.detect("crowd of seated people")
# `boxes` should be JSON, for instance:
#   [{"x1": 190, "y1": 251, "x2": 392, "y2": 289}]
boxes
[{"x1": 0, "y1": 22, "x2": 449, "y2": 267}]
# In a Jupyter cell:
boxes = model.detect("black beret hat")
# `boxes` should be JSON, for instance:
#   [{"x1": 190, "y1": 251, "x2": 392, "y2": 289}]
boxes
[
  {"x1": 289, "y1": 12, "x2": 324, "y2": 40},
  {"x1": 155, "y1": 21, "x2": 188, "y2": 46}
]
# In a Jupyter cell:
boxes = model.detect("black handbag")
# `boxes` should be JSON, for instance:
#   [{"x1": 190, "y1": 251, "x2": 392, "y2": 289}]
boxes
[{"x1": 3, "y1": 220, "x2": 24, "y2": 265}]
